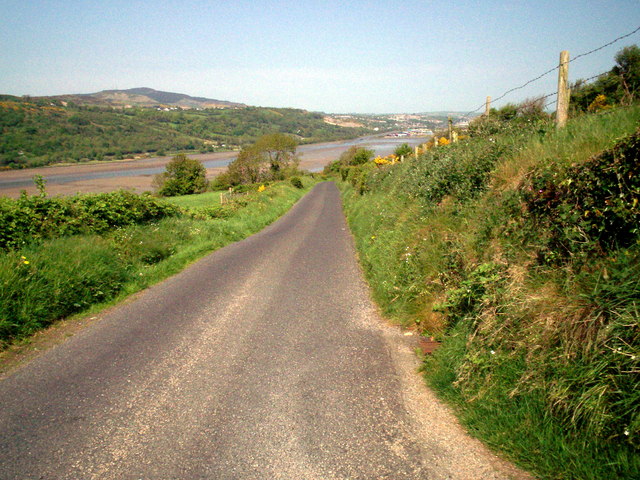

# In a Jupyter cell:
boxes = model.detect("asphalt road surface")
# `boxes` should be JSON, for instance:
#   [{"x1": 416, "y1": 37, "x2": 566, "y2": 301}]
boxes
[{"x1": 0, "y1": 182, "x2": 528, "y2": 479}]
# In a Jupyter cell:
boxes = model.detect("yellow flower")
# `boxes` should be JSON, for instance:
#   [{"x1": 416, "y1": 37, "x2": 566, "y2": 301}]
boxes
[
  {"x1": 23, "y1": 260, "x2": 29, "y2": 265},
  {"x1": 257, "y1": 184, "x2": 266, "y2": 192},
  {"x1": 588, "y1": 94, "x2": 610, "y2": 112},
  {"x1": 21, "y1": 256, "x2": 26, "y2": 260}
]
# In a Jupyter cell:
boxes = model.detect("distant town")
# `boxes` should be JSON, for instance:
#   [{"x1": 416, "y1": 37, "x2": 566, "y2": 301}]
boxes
[{"x1": 323, "y1": 111, "x2": 474, "y2": 135}]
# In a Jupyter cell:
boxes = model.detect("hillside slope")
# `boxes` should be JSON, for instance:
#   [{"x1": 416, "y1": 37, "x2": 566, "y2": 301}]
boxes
[
  {"x1": 0, "y1": 97, "x2": 371, "y2": 168},
  {"x1": 51, "y1": 87, "x2": 246, "y2": 109},
  {"x1": 338, "y1": 105, "x2": 640, "y2": 479}
]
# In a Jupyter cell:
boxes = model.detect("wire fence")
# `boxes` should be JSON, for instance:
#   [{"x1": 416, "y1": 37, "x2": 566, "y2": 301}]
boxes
[
  {"x1": 463, "y1": 25, "x2": 640, "y2": 118},
  {"x1": 541, "y1": 69, "x2": 613, "y2": 110}
]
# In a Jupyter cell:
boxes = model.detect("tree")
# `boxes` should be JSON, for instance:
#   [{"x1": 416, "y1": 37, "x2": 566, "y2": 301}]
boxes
[
  {"x1": 394, "y1": 143, "x2": 413, "y2": 158},
  {"x1": 216, "y1": 133, "x2": 301, "y2": 186},
  {"x1": 225, "y1": 145, "x2": 265, "y2": 185},
  {"x1": 153, "y1": 154, "x2": 208, "y2": 196},
  {"x1": 571, "y1": 44, "x2": 640, "y2": 111},
  {"x1": 613, "y1": 45, "x2": 640, "y2": 103},
  {"x1": 338, "y1": 146, "x2": 374, "y2": 166},
  {"x1": 253, "y1": 133, "x2": 298, "y2": 176}
]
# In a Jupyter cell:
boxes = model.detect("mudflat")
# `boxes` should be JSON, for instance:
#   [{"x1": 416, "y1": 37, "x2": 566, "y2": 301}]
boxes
[{"x1": 0, "y1": 135, "x2": 426, "y2": 197}]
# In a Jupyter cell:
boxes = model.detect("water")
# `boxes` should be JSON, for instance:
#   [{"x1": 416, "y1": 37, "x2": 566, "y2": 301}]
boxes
[{"x1": 0, "y1": 135, "x2": 429, "y2": 190}]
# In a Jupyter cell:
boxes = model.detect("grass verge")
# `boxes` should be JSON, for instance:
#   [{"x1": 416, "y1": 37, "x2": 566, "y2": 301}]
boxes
[
  {"x1": 339, "y1": 106, "x2": 640, "y2": 479},
  {"x1": 0, "y1": 178, "x2": 316, "y2": 351}
]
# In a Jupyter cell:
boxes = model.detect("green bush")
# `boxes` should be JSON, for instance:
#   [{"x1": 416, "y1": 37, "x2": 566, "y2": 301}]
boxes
[
  {"x1": 394, "y1": 143, "x2": 413, "y2": 158},
  {"x1": 335, "y1": 146, "x2": 374, "y2": 166},
  {"x1": 0, "y1": 191, "x2": 180, "y2": 251},
  {"x1": 517, "y1": 128, "x2": 640, "y2": 264},
  {"x1": 434, "y1": 263, "x2": 507, "y2": 329},
  {"x1": 154, "y1": 154, "x2": 209, "y2": 196},
  {"x1": 191, "y1": 205, "x2": 236, "y2": 219},
  {"x1": 290, "y1": 176, "x2": 304, "y2": 189}
]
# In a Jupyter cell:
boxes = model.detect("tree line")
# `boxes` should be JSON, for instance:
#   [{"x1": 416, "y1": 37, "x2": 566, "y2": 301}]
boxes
[{"x1": 0, "y1": 101, "x2": 371, "y2": 169}]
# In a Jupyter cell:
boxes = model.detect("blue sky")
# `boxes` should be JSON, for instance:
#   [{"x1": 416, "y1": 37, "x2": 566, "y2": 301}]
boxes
[{"x1": 1, "y1": 0, "x2": 639, "y2": 113}]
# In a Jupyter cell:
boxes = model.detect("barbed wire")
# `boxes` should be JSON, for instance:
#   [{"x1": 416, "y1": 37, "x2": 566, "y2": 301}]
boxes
[
  {"x1": 571, "y1": 25, "x2": 640, "y2": 63},
  {"x1": 574, "y1": 71, "x2": 609, "y2": 85},
  {"x1": 543, "y1": 97, "x2": 557, "y2": 110},
  {"x1": 462, "y1": 25, "x2": 640, "y2": 117},
  {"x1": 542, "y1": 68, "x2": 611, "y2": 111}
]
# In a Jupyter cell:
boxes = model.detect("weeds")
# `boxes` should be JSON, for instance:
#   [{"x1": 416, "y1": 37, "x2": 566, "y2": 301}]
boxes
[{"x1": 340, "y1": 105, "x2": 640, "y2": 479}]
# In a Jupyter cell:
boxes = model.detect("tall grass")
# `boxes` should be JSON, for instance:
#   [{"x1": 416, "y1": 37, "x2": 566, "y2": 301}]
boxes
[
  {"x1": 340, "y1": 105, "x2": 640, "y2": 479},
  {"x1": 0, "y1": 180, "x2": 314, "y2": 348}
]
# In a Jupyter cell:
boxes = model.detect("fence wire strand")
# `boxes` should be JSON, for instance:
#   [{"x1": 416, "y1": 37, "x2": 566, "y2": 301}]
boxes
[
  {"x1": 463, "y1": 25, "x2": 640, "y2": 117},
  {"x1": 571, "y1": 25, "x2": 640, "y2": 63}
]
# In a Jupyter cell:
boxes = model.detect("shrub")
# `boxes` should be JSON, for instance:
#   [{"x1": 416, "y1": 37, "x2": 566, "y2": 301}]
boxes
[
  {"x1": 517, "y1": 128, "x2": 640, "y2": 265},
  {"x1": 154, "y1": 154, "x2": 209, "y2": 196},
  {"x1": 337, "y1": 146, "x2": 374, "y2": 166},
  {"x1": 0, "y1": 190, "x2": 180, "y2": 251},
  {"x1": 190, "y1": 205, "x2": 236, "y2": 219},
  {"x1": 434, "y1": 262, "x2": 507, "y2": 329},
  {"x1": 290, "y1": 176, "x2": 304, "y2": 189},
  {"x1": 394, "y1": 143, "x2": 413, "y2": 158}
]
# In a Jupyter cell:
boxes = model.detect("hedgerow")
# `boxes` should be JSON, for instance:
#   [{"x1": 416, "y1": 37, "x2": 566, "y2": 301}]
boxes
[
  {"x1": 0, "y1": 190, "x2": 180, "y2": 250},
  {"x1": 340, "y1": 104, "x2": 640, "y2": 479}
]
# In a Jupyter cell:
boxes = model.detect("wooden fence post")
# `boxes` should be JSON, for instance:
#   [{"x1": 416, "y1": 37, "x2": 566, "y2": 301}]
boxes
[
  {"x1": 448, "y1": 117, "x2": 453, "y2": 140},
  {"x1": 485, "y1": 96, "x2": 491, "y2": 116},
  {"x1": 556, "y1": 50, "x2": 570, "y2": 128}
]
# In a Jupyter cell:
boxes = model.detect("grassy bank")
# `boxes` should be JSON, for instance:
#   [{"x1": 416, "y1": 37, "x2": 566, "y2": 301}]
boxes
[
  {"x1": 0, "y1": 178, "x2": 315, "y2": 348},
  {"x1": 339, "y1": 105, "x2": 640, "y2": 479}
]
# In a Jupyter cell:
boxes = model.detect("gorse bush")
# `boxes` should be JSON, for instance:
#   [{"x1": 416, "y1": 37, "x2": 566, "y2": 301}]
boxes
[{"x1": 0, "y1": 190, "x2": 180, "y2": 250}]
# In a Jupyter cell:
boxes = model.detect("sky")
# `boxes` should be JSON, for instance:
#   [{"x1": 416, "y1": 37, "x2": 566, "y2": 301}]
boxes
[{"x1": 1, "y1": 0, "x2": 639, "y2": 113}]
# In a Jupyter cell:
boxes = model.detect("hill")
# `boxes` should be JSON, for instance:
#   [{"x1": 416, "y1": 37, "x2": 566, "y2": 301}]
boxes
[
  {"x1": 48, "y1": 87, "x2": 246, "y2": 109},
  {"x1": 0, "y1": 96, "x2": 372, "y2": 168}
]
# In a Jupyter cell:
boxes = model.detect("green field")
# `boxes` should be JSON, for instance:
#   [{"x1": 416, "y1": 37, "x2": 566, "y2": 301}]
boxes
[{"x1": 164, "y1": 190, "x2": 224, "y2": 209}]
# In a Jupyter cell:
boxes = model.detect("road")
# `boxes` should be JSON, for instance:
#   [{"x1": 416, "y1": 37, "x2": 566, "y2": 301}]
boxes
[{"x1": 0, "y1": 183, "x2": 528, "y2": 479}]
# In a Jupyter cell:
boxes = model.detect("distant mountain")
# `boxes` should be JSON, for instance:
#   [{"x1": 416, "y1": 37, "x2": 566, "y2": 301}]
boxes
[{"x1": 49, "y1": 87, "x2": 246, "y2": 109}]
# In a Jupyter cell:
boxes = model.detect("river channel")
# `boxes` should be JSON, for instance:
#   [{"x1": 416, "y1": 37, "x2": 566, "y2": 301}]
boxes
[{"x1": 0, "y1": 135, "x2": 428, "y2": 197}]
